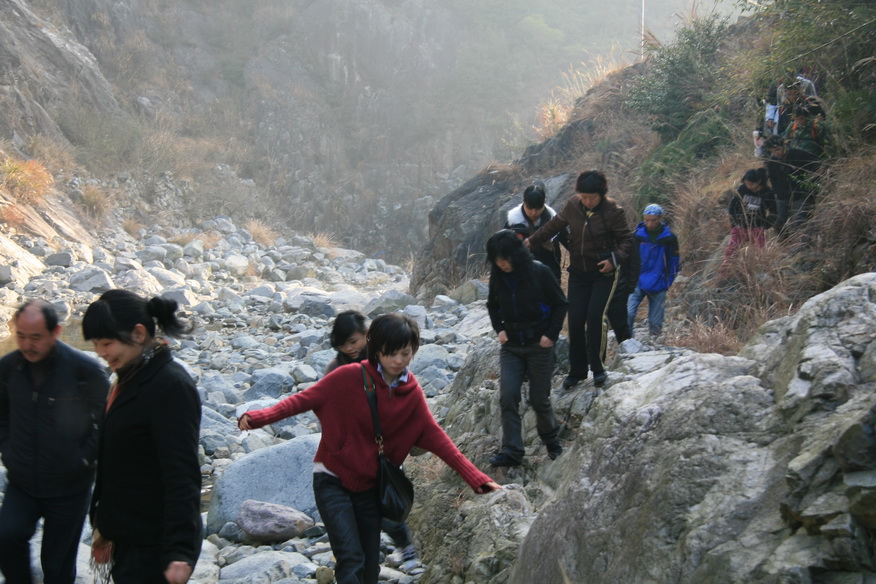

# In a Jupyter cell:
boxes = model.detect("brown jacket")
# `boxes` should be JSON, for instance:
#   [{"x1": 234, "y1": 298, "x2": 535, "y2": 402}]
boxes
[{"x1": 528, "y1": 195, "x2": 633, "y2": 273}]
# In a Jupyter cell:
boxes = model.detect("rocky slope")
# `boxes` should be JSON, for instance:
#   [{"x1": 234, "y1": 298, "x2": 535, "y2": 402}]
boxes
[{"x1": 1, "y1": 192, "x2": 874, "y2": 583}]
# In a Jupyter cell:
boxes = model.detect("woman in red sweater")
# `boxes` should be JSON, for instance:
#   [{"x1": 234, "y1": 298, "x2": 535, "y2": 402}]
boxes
[{"x1": 238, "y1": 313, "x2": 500, "y2": 584}]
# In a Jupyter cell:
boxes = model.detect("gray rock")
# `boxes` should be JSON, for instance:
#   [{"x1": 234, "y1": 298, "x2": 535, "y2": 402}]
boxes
[
  {"x1": 69, "y1": 268, "x2": 115, "y2": 293},
  {"x1": 363, "y1": 290, "x2": 418, "y2": 317},
  {"x1": 411, "y1": 344, "x2": 450, "y2": 374},
  {"x1": 243, "y1": 368, "x2": 294, "y2": 401},
  {"x1": 146, "y1": 266, "x2": 186, "y2": 288},
  {"x1": 183, "y1": 239, "x2": 204, "y2": 259},
  {"x1": 161, "y1": 288, "x2": 198, "y2": 307},
  {"x1": 136, "y1": 245, "x2": 168, "y2": 263},
  {"x1": 218, "y1": 550, "x2": 310, "y2": 581},
  {"x1": 224, "y1": 254, "x2": 250, "y2": 277},
  {"x1": 206, "y1": 434, "x2": 321, "y2": 534},
  {"x1": 115, "y1": 269, "x2": 163, "y2": 296},
  {"x1": 403, "y1": 304, "x2": 429, "y2": 331},
  {"x1": 448, "y1": 279, "x2": 489, "y2": 304},
  {"x1": 291, "y1": 364, "x2": 319, "y2": 384},
  {"x1": 45, "y1": 252, "x2": 74, "y2": 267},
  {"x1": 236, "y1": 499, "x2": 316, "y2": 543}
]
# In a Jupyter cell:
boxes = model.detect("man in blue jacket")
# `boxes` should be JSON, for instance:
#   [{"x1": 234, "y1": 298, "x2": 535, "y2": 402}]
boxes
[
  {"x1": 627, "y1": 205, "x2": 681, "y2": 338},
  {"x1": 0, "y1": 300, "x2": 108, "y2": 584}
]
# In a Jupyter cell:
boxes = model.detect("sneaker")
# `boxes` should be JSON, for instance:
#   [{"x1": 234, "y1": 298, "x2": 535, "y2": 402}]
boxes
[
  {"x1": 546, "y1": 441, "x2": 563, "y2": 460},
  {"x1": 399, "y1": 544, "x2": 420, "y2": 571},
  {"x1": 562, "y1": 375, "x2": 583, "y2": 390},
  {"x1": 593, "y1": 371, "x2": 608, "y2": 387},
  {"x1": 489, "y1": 452, "x2": 522, "y2": 467}
]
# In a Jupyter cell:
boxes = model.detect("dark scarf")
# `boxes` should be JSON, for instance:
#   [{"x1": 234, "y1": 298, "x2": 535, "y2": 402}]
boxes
[{"x1": 105, "y1": 340, "x2": 168, "y2": 412}]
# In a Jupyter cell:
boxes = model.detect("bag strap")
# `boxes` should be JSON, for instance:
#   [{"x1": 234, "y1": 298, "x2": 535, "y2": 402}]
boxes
[{"x1": 361, "y1": 364, "x2": 385, "y2": 455}]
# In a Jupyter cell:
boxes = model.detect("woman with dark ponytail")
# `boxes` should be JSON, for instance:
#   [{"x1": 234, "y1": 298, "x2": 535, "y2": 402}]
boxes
[{"x1": 82, "y1": 290, "x2": 201, "y2": 584}]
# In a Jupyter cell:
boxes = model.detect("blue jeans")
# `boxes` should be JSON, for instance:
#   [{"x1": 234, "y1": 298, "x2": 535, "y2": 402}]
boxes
[
  {"x1": 313, "y1": 472, "x2": 382, "y2": 584},
  {"x1": 627, "y1": 287, "x2": 667, "y2": 336},
  {"x1": 0, "y1": 482, "x2": 90, "y2": 584}
]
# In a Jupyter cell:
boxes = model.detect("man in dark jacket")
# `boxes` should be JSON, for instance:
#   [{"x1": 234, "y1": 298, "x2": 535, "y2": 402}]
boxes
[
  {"x1": 0, "y1": 300, "x2": 108, "y2": 584},
  {"x1": 763, "y1": 134, "x2": 822, "y2": 240}
]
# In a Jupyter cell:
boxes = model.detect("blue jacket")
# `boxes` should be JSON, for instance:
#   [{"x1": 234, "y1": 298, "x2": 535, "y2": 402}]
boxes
[{"x1": 634, "y1": 222, "x2": 680, "y2": 294}]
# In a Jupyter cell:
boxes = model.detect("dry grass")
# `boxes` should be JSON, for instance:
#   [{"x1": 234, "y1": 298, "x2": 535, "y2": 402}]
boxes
[
  {"x1": 80, "y1": 184, "x2": 113, "y2": 220},
  {"x1": 664, "y1": 314, "x2": 744, "y2": 356},
  {"x1": 26, "y1": 135, "x2": 78, "y2": 174},
  {"x1": 168, "y1": 232, "x2": 196, "y2": 246},
  {"x1": 244, "y1": 218, "x2": 277, "y2": 247},
  {"x1": 122, "y1": 218, "x2": 145, "y2": 237},
  {"x1": 0, "y1": 205, "x2": 27, "y2": 230},
  {"x1": 197, "y1": 232, "x2": 222, "y2": 250},
  {"x1": 309, "y1": 232, "x2": 338, "y2": 249},
  {"x1": 0, "y1": 157, "x2": 54, "y2": 205}
]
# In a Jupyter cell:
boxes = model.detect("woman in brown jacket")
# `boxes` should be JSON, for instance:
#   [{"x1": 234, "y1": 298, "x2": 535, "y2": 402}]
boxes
[{"x1": 526, "y1": 170, "x2": 634, "y2": 388}]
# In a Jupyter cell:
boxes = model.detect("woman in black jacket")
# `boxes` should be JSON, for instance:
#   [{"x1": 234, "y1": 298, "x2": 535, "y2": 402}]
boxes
[
  {"x1": 486, "y1": 230, "x2": 568, "y2": 466},
  {"x1": 83, "y1": 290, "x2": 201, "y2": 584}
]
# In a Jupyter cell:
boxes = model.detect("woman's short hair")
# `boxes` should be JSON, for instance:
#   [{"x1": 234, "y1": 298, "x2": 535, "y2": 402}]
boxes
[
  {"x1": 367, "y1": 313, "x2": 420, "y2": 366},
  {"x1": 330, "y1": 310, "x2": 368, "y2": 348},
  {"x1": 575, "y1": 170, "x2": 608, "y2": 196},
  {"x1": 82, "y1": 289, "x2": 192, "y2": 343}
]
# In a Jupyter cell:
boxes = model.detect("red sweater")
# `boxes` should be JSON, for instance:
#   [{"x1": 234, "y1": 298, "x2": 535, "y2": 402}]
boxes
[{"x1": 245, "y1": 361, "x2": 493, "y2": 493}]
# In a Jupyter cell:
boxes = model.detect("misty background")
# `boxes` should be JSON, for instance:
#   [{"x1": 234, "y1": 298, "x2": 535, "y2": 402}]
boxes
[{"x1": 6, "y1": 0, "x2": 732, "y2": 262}]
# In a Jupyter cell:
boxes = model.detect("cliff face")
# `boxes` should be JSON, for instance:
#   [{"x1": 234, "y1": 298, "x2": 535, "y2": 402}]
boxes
[{"x1": 0, "y1": 0, "x2": 119, "y2": 148}]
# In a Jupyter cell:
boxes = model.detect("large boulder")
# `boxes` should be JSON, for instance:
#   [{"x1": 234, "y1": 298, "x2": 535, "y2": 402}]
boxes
[
  {"x1": 504, "y1": 273, "x2": 876, "y2": 584},
  {"x1": 206, "y1": 434, "x2": 320, "y2": 534}
]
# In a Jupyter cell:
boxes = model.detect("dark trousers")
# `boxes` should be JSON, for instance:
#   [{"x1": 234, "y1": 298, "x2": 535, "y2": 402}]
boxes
[
  {"x1": 381, "y1": 518, "x2": 412, "y2": 549},
  {"x1": 606, "y1": 291, "x2": 632, "y2": 343},
  {"x1": 313, "y1": 472, "x2": 382, "y2": 584},
  {"x1": 498, "y1": 343, "x2": 560, "y2": 460},
  {"x1": 110, "y1": 543, "x2": 166, "y2": 584},
  {"x1": 0, "y1": 482, "x2": 90, "y2": 584},
  {"x1": 567, "y1": 268, "x2": 619, "y2": 378}
]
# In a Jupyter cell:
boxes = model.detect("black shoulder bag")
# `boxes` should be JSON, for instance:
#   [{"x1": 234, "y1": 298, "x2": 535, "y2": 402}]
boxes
[{"x1": 361, "y1": 364, "x2": 414, "y2": 522}]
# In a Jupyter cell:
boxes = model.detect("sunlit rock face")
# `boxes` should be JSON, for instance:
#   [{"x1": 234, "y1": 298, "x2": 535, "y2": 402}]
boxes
[{"x1": 0, "y1": 0, "x2": 119, "y2": 144}]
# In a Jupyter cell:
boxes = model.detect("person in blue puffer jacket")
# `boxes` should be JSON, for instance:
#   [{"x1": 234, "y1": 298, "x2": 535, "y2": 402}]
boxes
[{"x1": 627, "y1": 204, "x2": 681, "y2": 338}]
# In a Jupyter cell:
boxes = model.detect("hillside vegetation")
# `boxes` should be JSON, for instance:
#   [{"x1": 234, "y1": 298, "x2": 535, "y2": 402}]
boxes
[
  {"x1": 411, "y1": 0, "x2": 876, "y2": 354},
  {"x1": 625, "y1": 0, "x2": 876, "y2": 351}
]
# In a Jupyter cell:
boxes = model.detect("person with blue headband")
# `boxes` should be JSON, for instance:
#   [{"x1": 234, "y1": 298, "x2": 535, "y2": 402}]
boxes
[{"x1": 627, "y1": 204, "x2": 681, "y2": 338}]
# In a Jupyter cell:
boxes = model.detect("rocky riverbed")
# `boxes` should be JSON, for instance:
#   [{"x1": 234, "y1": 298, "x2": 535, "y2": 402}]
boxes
[{"x1": 0, "y1": 215, "x2": 501, "y2": 584}]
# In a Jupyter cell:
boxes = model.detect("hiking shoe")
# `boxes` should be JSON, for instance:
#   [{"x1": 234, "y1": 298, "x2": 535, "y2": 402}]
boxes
[
  {"x1": 562, "y1": 375, "x2": 583, "y2": 390},
  {"x1": 489, "y1": 452, "x2": 522, "y2": 467},
  {"x1": 593, "y1": 371, "x2": 608, "y2": 387},
  {"x1": 546, "y1": 441, "x2": 563, "y2": 460},
  {"x1": 399, "y1": 544, "x2": 420, "y2": 571}
]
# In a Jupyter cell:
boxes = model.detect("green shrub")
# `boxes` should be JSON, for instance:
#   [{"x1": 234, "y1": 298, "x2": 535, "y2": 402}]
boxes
[{"x1": 626, "y1": 15, "x2": 730, "y2": 144}]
